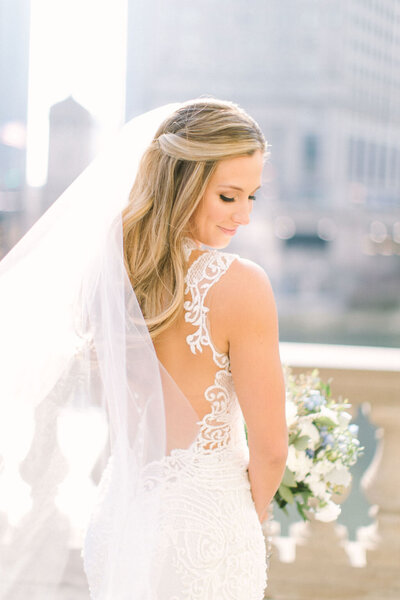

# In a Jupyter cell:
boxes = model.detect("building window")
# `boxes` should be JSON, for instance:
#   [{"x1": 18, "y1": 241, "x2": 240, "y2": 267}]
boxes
[
  {"x1": 303, "y1": 134, "x2": 319, "y2": 174},
  {"x1": 367, "y1": 141, "x2": 377, "y2": 183},
  {"x1": 284, "y1": 233, "x2": 328, "y2": 250},
  {"x1": 389, "y1": 147, "x2": 397, "y2": 186},
  {"x1": 355, "y1": 138, "x2": 365, "y2": 181},
  {"x1": 347, "y1": 137, "x2": 355, "y2": 179},
  {"x1": 377, "y1": 144, "x2": 386, "y2": 184}
]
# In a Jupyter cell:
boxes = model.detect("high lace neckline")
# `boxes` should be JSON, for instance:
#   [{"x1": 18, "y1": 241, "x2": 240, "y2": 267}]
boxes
[{"x1": 182, "y1": 236, "x2": 203, "y2": 261}]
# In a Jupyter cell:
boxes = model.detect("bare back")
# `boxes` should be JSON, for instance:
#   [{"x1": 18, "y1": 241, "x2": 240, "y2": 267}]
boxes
[{"x1": 153, "y1": 241, "x2": 236, "y2": 422}]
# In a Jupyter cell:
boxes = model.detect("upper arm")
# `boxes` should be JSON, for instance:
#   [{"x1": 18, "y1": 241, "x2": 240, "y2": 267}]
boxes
[{"x1": 221, "y1": 258, "x2": 287, "y2": 457}]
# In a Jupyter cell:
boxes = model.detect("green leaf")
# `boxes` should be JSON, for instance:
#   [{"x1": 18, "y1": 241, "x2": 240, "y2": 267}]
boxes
[
  {"x1": 300, "y1": 489, "x2": 312, "y2": 502},
  {"x1": 294, "y1": 435, "x2": 310, "y2": 451},
  {"x1": 282, "y1": 467, "x2": 296, "y2": 487},
  {"x1": 273, "y1": 495, "x2": 289, "y2": 516},
  {"x1": 281, "y1": 505, "x2": 289, "y2": 517},
  {"x1": 278, "y1": 484, "x2": 294, "y2": 504},
  {"x1": 273, "y1": 490, "x2": 287, "y2": 508},
  {"x1": 313, "y1": 416, "x2": 336, "y2": 428},
  {"x1": 296, "y1": 501, "x2": 309, "y2": 522}
]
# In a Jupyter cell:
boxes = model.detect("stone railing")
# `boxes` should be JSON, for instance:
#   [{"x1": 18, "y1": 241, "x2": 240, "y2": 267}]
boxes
[
  {"x1": 265, "y1": 342, "x2": 400, "y2": 600},
  {"x1": 1, "y1": 342, "x2": 398, "y2": 598}
]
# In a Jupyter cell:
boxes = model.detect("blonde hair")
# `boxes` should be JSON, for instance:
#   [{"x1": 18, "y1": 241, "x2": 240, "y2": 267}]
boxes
[{"x1": 122, "y1": 98, "x2": 266, "y2": 339}]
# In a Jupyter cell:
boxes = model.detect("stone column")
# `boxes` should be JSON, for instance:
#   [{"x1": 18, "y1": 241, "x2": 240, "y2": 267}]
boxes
[
  {"x1": 357, "y1": 400, "x2": 400, "y2": 597},
  {"x1": 266, "y1": 344, "x2": 400, "y2": 600}
]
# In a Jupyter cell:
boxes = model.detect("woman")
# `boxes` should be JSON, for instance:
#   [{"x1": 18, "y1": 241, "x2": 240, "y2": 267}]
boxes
[{"x1": 0, "y1": 99, "x2": 287, "y2": 599}]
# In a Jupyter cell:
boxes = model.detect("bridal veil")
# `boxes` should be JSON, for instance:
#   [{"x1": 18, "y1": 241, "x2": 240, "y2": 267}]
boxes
[{"x1": 0, "y1": 103, "x2": 200, "y2": 599}]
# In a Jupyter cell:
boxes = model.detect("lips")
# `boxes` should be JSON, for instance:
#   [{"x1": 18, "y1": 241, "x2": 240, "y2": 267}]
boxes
[{"x1": 218, "y1": 226, "x2": 237, "y2": 235}]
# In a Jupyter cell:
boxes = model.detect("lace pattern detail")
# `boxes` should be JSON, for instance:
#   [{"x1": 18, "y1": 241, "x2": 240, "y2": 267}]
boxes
[
  {"x1": 83, "y1": 240, "x2": 268, "y2": 599},
  {"x1": 155, "y1": 478, "x2": 267, "y2": 599},
  {"x1": 182, "y1": 245, "x2": 251, "y2": 461},
  {"x1": 161, "y1": 245, "x2": 268, "y2": 597},
  {"x1": 182, "y1": 236, "x2": 201, "y2": 261},
  {"x1": 184, "y1": 249, "x2": 237, "y2": 368}
]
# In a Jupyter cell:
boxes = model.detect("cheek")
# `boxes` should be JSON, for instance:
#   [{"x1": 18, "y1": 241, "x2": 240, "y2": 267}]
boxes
[
  {"x1": 217, "y1": 203, "x2": 234, "y2": 225},
  {"x1": 206, "y1": 196, "x2": 230, "y2": 222},
  {"x1": 192, "y1": 194, "x2": 230, "y2": 232}
]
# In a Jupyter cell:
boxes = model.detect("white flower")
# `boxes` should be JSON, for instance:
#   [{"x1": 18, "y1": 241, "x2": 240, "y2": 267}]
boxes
[
  {"x1": 286, "y1": 445, "x2": 297, "y2": 471},
  {"x1": 287, "y1": 446, "x2": 312, "y2": 482},
  {"x1": 285, "y1": 400, "x2": 298, "y2": 427},
  {"x1": 348, "y1": 424, "x2": 359, "y2": 437},
  {"x1": 319, "y1": 406, "x2": 338, "y2": 424},
  {"x1": 313, "y1": 458, "x2": 334, "y2": 476},
  {"x1": 314, "y1": 501, "x2": 341, "y2": 522},
  {"x1": 305, "y1": 474, "x2": 328, "y2": 500},
  {"x1": 326, "y1": 466, "x2": 352, "y2": 487},
  {"x1": 298, "y1": 420, "x2": 320, "y2": 450},
  {"x1": 338, "y1": 411, "x2": 352, "y2": 429}
]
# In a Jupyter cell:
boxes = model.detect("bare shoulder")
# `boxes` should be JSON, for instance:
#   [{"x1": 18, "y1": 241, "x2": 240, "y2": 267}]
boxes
[
  {"x1": 223, "y1": 255, "x2": 271, "y2": 288},
  {"x1": 211, "y1": 253, "x2": 279, "y2": 338},
  {"x1": 219, "y1": 255, "x2": 276, "y2": 312}
]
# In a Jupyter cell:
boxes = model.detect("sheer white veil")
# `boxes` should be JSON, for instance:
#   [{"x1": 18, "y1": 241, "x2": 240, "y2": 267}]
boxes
[{"x1": 0, "y1": 103, "x2": 200, "y2": 599}]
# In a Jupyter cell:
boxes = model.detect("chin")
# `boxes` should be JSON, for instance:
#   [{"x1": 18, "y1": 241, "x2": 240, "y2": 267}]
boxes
[
  {"x1": 207, "y1": 237, "x2": 231, "y2": 250},
  {"x1": 194, "y1": 229, "x2": 232, "y2": 250}
]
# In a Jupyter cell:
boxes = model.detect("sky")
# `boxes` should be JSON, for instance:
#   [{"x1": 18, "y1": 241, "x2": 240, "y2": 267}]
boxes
[{"x1": 26, "y1": 0, "x2": 127, "y2": 186}]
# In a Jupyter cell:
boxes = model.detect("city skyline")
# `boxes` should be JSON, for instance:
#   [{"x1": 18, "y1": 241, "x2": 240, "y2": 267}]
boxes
[
  {"x1": 26, "y1": 0, "x2": 127, "y2": 186},
  {"x1": 1, "y1": 0, "x2": 399, "y2": 347}
]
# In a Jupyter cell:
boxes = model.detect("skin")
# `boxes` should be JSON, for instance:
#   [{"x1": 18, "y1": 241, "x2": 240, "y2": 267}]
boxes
[
  {"x1": 187, "y1": 148, "x2": 288, "y2": 523},
  {"x1": 189, "y1": 150, "x2": 264, "y2": 249}
]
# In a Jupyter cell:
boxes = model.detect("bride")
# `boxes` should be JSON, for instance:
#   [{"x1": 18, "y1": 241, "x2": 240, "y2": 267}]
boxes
[{"x1": 0, "y1": 98, "x2": 287, "y2": 599}]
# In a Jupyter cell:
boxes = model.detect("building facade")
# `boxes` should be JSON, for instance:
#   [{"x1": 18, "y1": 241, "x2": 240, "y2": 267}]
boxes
[
  {"x1": 0, "y1": 0, "x2": 30, "y2": 257},
  {"x1": 125, "y1": 0, "x2": 400, "y2": 346}
]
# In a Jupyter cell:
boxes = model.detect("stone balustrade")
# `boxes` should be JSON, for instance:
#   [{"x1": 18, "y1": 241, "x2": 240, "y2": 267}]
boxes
[
  {"x1": 265, "y1": 342, "x2": 400, "y2": 600},
  {"x1": 1, "y1": 342, "x2": 399, "y2": 598}
]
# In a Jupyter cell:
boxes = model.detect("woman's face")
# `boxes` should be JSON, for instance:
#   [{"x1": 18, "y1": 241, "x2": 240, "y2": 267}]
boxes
[{"x1": 189, "y1": 150, "x2": 264, "y2": 249}]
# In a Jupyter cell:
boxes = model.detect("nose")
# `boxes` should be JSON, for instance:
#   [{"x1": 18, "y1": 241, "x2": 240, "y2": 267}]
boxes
[{"x1": 232, "y1": 203, "x2": 251, "y2": 226}]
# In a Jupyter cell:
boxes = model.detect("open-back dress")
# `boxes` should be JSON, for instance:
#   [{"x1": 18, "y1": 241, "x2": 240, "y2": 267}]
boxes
[{"x1": 83, "y1": 237, "x2": 268, "y2": 599}]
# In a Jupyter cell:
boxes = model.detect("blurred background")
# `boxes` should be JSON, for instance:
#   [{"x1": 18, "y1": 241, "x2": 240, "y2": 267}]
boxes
[
  {"x1": 1, "y1": 0, "x2": 399, "y2": 348},
  {"x1": 0, "y1": 2, "x2": 399, "y2": 597}
]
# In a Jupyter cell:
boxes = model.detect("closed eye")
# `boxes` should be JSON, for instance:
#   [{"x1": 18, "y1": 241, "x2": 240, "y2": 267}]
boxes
[{"x1": 219, "y1": 194, "x2": 257, "y2": 202}]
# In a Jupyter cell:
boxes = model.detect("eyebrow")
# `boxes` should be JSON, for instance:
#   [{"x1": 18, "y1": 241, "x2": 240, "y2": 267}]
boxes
[{"x1": 217, "y1": 185, "x2": 261, "y2": 193}]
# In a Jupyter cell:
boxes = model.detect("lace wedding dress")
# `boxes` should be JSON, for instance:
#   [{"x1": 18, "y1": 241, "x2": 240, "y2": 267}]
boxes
[{"x1": 82, "y1": 238, "x2": 268, "y2": 600}]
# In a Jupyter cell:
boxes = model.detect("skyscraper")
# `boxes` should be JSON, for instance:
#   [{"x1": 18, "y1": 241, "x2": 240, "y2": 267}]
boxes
[
  {"x1": 44, "y1": 96, "x2": 96, "y2": 210},
  {"x1": 0, "y1": 0, "x2": 30, "y2": 256},
  {"x1": 0, "y1": 0, "x2": 30, "y2": 199}
]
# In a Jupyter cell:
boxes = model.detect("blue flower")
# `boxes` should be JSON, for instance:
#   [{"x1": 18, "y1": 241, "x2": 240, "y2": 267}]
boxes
[
  {"x1": 306, "y1": 448, "x2": 314, "y2": 458},
  {"x1": 321, "y1": 432, "x2": 334, "y2": 448},
  {"x1": 304, "y1": 398, "x2": 316, "y2": 410},
  {"x1": 310, "y1": 391, "x2": 326, "y2": 405}
]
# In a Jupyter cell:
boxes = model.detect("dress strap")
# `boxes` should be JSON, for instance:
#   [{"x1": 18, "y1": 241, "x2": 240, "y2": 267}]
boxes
[{"x1": 184, "y1": 248, "x2": 238, "y2": 367}]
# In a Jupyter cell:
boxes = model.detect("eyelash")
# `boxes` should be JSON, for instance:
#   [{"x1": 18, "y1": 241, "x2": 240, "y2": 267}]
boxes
[{"x1": 219, "y1": 194, "x2": 257, "y2": 202}]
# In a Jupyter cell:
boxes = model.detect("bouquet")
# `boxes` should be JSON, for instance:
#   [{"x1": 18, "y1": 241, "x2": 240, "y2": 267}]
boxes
[{"x1": 274, "y1": 366, "x2": 363, "y2": 522}]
